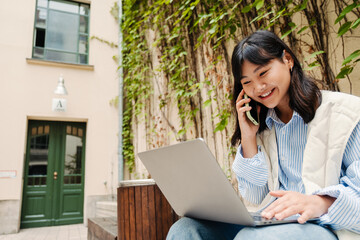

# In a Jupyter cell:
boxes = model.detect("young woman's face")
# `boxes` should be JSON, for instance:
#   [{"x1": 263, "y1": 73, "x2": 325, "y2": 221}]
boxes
[{"x1": 240, "y1": 53, "x2": 293, "y2": 110}]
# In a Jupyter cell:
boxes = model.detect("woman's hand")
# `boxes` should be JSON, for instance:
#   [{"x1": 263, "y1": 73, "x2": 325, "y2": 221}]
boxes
[
  {"x1": 236, "y1": 89, "x2": 260, "y2": 158},
  {"x1": 261, "y1": 191, "x2": 336, "y2": 224}
]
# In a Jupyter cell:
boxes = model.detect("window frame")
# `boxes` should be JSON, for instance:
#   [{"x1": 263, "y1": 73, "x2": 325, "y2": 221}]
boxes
[{"x1": 31, "y1": 0, "x2": 91, "y2": 65}]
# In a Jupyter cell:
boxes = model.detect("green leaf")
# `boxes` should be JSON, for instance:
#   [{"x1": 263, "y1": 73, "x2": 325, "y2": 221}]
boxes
[
  {"x1": 255, "y1": 0, "x2": 264, "y2": 10},
  {"x1": 241, "y1": 5, "x2": 252, "y2": 13},
  {"x1": 335, "y1": 3, "x2": 357, "y2": 24},
  {"x1": 305, "y1": 61, "x2": 320, "y2": 71},
  {"x1": 203, "y1": 99, "x2": 212, "y2": 107},
  {"x1": 352, "y1": 18, "x2": 360, "y2": 29},
  {"x1": 230, "y1": 25, "x2": 237, "y2": 34},
  {"x1": 250, "y1": 10, "x2": 273, "y2": 24},
  {"x1": 168, "y1": 33, "x2": 179, "y2": 42},
  {"x1": 297, "y1": 25, "x2": 308, "y2": 34},
  {"x1": 342, "y1": 50, "x2": 360, "y2": 65},
  {"x1": 281, "y1": 24, "x2": 297, "y2": 39},
  {"x1": 208, "y1": 25, "x2": 217, "y2": 34},
  {"x1": 193, "y1": 13, "x2": 212, "y2": 27},
  {"x1": 305, "y1": 50, "x2": 325, "y2": 61},
  {"x1": 214, "y1": 119, "x2": 228, "y2": 132},
  {"x1": 288, "y1": 22, "x2": 296, "y2": 28},
  {"x1": 177, "y1": 129, "x2": 186, "y2": 137},
  {"x1": 231, "y1": 2, "x2": 241, "y2": 12},
  {"x1": 298, "y1": 0, "x2": 308, "y2": 11},
  {"x1": 337, "y1": 21, "x2": 352, "y2": 36},
  {"x1": 336, "y1": 66, "x2": 353, "y2": 79}
]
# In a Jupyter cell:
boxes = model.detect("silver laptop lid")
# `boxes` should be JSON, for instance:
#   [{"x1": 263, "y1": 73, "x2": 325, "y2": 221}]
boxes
[{"x1": 138, "y1": 138, "x2": 255, "y2": 226}]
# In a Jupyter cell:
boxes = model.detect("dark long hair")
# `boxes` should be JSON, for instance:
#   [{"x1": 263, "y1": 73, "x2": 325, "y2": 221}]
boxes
[{"x1": 231, "y1": 30, "x2": 321, "y2": 146}]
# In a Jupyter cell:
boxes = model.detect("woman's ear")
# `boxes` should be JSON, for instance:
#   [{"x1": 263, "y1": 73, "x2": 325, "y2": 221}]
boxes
[{"x1": 282, "y1": 50, "x2": 294, "y2": 69}]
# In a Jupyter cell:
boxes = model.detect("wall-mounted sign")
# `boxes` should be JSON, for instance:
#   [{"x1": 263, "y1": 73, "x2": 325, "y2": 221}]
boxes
[
  {"x1": 52, "y1": 98, "x2": 67, "y2": 112},
  {"x1": 0, "y1": 170, "x2": 16, "y2": 178}
]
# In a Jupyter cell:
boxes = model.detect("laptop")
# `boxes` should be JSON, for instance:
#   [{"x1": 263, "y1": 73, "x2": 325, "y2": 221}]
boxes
[{"x1": 138, "y1": 138, "x2": 302, "y2": 226}]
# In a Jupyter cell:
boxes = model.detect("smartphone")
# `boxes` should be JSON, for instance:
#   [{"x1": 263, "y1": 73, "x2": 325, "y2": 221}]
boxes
[{"x1": 244, "y1": 93, "x2": 259, "y2": 125}]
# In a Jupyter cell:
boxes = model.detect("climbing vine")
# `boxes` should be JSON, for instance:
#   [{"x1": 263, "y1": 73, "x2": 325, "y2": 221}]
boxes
[{"x1": 110, "y1": 0, "x2": 360, "y2": 175}]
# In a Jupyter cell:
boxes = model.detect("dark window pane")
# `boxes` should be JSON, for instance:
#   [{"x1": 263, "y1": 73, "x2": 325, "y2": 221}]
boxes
[
  {"x1": 28, "y1": 177, "x2": 34, "y2": 186},
  {"x1": 79, "y1": 54, "x2": 88, "y2": 64},
  {"x1": 41, "y1": 176, "x2": 46, "y2": 185},
  {"x1": 64, "y1": 176, "x2": 69, "y2": 184},
  {"x1": 76, "y1": 176, "x2": 81, "y2": 184},
  {"x1": 28, "y1": 130, "x2": 49, "y2": 178},
  {"x1": 35, "y1": 28, "x2": 46, "y2": 47}
]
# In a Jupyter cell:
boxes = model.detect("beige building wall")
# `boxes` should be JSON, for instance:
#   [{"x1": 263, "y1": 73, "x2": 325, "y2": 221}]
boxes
[{"x1": 0, "y1": 0, "x2": 119, "y2": 234}]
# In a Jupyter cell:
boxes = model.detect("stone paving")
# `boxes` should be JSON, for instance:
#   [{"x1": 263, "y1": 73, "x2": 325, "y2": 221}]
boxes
[{"x1": 0, "y1": 224, "x2": 87, "y2": 240}]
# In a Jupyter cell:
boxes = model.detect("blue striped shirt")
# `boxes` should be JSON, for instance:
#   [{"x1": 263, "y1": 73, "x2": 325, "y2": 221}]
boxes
[{"x1": 232, "y1": 109, "x2": 360, "y2": 233}]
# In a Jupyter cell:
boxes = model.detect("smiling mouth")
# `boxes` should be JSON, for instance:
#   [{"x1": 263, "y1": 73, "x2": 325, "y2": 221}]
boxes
[{"x1": 260, "y1": 89, "x2": 274, "y2": 98}]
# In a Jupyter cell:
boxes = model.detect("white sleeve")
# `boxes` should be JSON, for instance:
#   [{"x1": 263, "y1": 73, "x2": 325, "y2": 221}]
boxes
[{"x1": 232, "y1": 145, "x2": 269, "y2": 204}]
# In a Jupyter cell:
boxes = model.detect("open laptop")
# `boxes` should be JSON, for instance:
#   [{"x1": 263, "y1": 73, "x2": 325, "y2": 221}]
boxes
[{"x1": 138, "y1": 138, "x2": 305, "y2": 226}]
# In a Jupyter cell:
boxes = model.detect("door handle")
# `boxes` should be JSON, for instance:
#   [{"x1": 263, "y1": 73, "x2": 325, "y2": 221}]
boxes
[{"x1": 54, "y1": 171, "x2": 58, "y2": 180}]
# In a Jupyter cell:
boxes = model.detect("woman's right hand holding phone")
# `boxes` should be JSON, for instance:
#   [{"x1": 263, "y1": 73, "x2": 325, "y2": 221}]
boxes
[{"x1": 236, "y1": 89, "x2": 260, "y2": 158}]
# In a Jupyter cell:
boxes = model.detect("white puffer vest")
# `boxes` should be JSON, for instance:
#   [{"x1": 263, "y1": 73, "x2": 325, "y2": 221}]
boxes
[{"x1": 249, "y1": 91, "x2": 360, "y2": 240}]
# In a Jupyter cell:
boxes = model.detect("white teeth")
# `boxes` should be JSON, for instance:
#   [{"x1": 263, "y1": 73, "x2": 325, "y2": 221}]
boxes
[{"x1": 261, "y1": 91, "x2": 272, "y2": 97}]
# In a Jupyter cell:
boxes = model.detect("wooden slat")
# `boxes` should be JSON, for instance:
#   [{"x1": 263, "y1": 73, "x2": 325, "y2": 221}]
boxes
[
  {"x1": 166, "y1": 194, "x2": 174, "y2": 234},
  {"x1": 118, "y1": 183, "x2": 179, "y2": 240},
  {"x1": 154, "y1": 185, "x2": 163, "y2": 240},
  {"x1": 135, "y1": 186, "x2": 143, "y2": 240},
  {"x1": 128, "y1": 187, "x2": 136, "y2": 240},
  {"x1": 124, "y1": 187, "x2": 130, "y2": 240},
  {"x1": 141, "y1": 185, "x2": 150, "y2": 239},
  {"x1": 147, "y1": 185, "x2": 157, "y2": 240},
  {"x1": 160, "y1": 191, "x2": 171, "y2": 238},
  {"x1": 118, "y1": 187, "x2": 125, "y2": 240}
]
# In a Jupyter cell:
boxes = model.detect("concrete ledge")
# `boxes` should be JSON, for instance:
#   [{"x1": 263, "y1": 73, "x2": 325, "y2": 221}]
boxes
[
  {"x1": 88, "y1": 217, "x2": 117, "y2": 240},
  {"x1": 26, "y1": 58, "x2": 94, "y2": 71},
  {"x1": 118, "y1": 179, "x2": 156, "y2": 187},
  {"x1": 96, "y1": 201, "x2": 117, "y2": 218}
]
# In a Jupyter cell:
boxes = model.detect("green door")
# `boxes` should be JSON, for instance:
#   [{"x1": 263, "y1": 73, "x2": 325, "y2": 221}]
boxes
[{"x1": 21, "y1": 120, "x2": 86, "y2": 228}]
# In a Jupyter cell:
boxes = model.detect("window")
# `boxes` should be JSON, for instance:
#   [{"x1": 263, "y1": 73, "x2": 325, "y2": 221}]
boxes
[{"x1": 33, "y1": 0, "x2": 90, "y2": 64}]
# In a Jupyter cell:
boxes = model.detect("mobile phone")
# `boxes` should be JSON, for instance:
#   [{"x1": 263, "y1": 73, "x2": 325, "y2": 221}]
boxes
[{"x1": 244, "y1": 93, "x2": 259, "y2": 125}]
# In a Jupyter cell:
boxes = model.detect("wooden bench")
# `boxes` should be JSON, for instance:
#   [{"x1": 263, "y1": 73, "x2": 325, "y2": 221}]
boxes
[{"x1": 117, "y1": 179, "x2": 180, "y2": 240}]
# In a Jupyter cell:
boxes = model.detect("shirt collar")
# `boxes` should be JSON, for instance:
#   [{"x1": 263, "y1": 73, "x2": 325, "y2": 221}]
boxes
[{"x1": 265, "y1": 109, "x2": 302, "y2": 129}]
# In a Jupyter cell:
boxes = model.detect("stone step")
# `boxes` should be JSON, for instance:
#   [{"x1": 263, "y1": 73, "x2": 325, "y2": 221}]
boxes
[{"x1": 95, "y1": 201, "x2": 117, "y2": 218}]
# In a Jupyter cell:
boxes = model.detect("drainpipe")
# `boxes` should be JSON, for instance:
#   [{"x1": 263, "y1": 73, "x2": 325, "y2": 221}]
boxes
[{"x1": 118, "y1": 0, "x2": 124, "y2": 182}]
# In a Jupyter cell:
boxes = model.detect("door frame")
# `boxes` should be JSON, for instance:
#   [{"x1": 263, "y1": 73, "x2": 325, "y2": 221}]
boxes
[{"x1": 21, "y1": 120, "x2": 87, "y2": 228}]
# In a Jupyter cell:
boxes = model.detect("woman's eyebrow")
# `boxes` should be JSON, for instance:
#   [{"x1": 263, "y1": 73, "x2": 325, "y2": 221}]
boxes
[
  {"x1": 240, "y1": 65, "x2": 265, "y2": 80},
  {"x1": 253, "y1": 65, "x2": 264, "y2": 73}
]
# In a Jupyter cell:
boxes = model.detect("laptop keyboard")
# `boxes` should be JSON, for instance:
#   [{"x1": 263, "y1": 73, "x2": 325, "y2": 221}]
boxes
[
  {"x1": 250, "y1": 213, "x2": 278, "y2": 222},
  {"x1": 250, "y1": 212, "x2": 301, "y2": 223}
]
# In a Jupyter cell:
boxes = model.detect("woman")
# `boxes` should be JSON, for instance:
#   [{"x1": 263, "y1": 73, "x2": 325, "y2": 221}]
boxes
[{"x1": 167, "y1": 30, "x2": 360, "y2": 240}]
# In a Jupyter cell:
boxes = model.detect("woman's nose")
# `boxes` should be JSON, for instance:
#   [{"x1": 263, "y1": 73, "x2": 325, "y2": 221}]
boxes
[{"x1": 255, "y1": 82, "x2": 266, "y2": 93}]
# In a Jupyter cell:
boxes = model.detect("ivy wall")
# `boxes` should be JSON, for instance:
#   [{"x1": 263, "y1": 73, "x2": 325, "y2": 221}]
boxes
[{"x1": 113, "y1": 0, "x2": 360, "y2": 181}]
